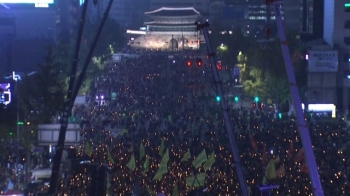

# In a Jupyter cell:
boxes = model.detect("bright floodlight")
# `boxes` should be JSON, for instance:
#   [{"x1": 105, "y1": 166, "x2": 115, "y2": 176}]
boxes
[{"x1": 0, "y1": 0, "x2": 53, "y2": 3}]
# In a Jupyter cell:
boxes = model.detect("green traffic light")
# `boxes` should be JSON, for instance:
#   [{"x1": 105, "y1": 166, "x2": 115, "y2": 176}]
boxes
[
  {"x1": 216, "y1": 96, "x2": 221, "y2": 102},
  {"x1": 234, "y1": 96, "x2": 239, "y2": 102},
  {"x1": 278, "y1": 113, "x2": 282, "y2": 119},
  {"x1": 254, "y1": 96, "x2": 259, "y2": 102},
  {"x1": 10, "y1": 132, "x2": 13, "y2": 135},
  {"x1": 17, "y1": 121, "x2": 24, "y2": 125}
]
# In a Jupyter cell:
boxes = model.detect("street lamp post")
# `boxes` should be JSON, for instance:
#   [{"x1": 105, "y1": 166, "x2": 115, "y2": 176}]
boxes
[{"x1": 12, "y1": 71, "x2": 21, "y2": 181}]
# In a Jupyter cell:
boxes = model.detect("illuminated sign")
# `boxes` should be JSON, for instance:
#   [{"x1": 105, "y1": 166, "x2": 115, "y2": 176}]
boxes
[
  {"x1": 35, "y1": 3, "x2": 49, "y2": 7},
  {"x1": 302, "y1": 103, "x2": 336, "y2": 118},
  {"x1": 0, "y1": 83, "x2": 11, "y2": 105},
  {"x1": 126, "y1": 30, "x2": 146, "y2": 35},
  {"x1": 308, "y1": 51, "x2": 338, "y2": 72},
  {"x1": 0, "y1": 83, "x2": 10, "y2": 90},
  {"x1": 0, "y1": 0, "x2": 54, "y2": 4}
]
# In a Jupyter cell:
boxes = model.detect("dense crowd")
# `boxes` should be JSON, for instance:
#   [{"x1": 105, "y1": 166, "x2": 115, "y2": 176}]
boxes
[{"x1": 36, "y1": 52, "x2": 350, "y2": 195}]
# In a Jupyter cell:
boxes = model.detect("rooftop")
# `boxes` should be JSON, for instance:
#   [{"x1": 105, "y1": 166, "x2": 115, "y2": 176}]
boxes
[
  {"x1": 145, "y1": 7, "x2": 200, "y2": 17},
  {"x1": 144, "y1": 21, "x2": 196, "y2": 26}
]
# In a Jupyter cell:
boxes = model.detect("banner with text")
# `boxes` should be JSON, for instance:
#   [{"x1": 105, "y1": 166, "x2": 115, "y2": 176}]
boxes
[{"x1": 308, "y1": 51, "x2": 338, "y2": 72}]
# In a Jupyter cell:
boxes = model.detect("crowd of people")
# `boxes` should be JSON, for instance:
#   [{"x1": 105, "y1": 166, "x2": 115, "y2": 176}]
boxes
[{"x1": 34, "y1": 52, "x2": 350, "y2": 195}]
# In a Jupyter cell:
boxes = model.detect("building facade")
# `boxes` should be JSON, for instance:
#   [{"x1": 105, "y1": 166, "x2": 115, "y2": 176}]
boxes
[
  {"x1": 298, "y1": 0, "x2": 324, "y2": 41},
  {"x1": 150, "y1": 0, "x2": 210, "y2": 15},
  {"x1": 91, "y1": 0, "x2": 149, "y2": 28},
  {"x1": 306, "y1": 45, "x2": 338, "y2": 107},
  {"x1": 56, "y1": 0, "x2": 80, "y2": 43},
  {"x1": 0, "y1": 12, "x2": 16, "y2": 73},
  {"x1": 224, "y1": 0, "x2": 324, "y2": 33},
  {"x1": 0, "y1": 4, "x2": 56, "y2": 73},
  {"x1": 0, "y1": 6, "x2": 56, "y2": 40},
  {"x1": 127, "y1": 7, "x2": 203, "y2": 50},
  {"x1": 303, "y1": 0, "x2": 350, "y2": 112}
]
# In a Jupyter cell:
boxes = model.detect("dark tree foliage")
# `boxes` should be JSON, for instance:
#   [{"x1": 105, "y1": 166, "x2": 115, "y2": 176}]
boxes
[
  {"x1": 18, "y1": 46, "x2": 65, "y2": 124},
  {"x1": 82, "y1": 17, "x2": 126, "y2": 60},
  {"x1": 210, "y1": 25, "x2": 252, "y2": 67}
]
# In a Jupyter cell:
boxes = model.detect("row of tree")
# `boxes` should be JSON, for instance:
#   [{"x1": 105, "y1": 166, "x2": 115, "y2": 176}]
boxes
[
  {"x1": 0, "y1": 18, "x2": 126, "y2": 163},
  {"x1": 211, "y1": 25, "x2": 307, "y2": 105}
]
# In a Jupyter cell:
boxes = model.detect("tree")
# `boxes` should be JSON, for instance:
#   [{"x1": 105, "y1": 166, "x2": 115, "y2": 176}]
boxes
[
  {"x1": 48, "y1": 19, "x2": 124, "y2": 96},
  {"x1": 18, "y1": 46, "x2": 66, "y2": 124},
  {"x1": 82, "y1": 17, "x2": 126, "y2": 59},
  {"x1": 211, "y1": 27, "x2": 251, "y2": 66},
  {"x1": 80, "y1": 56, "x2": 108, "y2": 94},
  {"x1": 261, "y1": 75, "x2": 290, "y2": 105},
  {"x1": 238, "y1": 41, "x2": 291, "y2": 103},
  {"x1": 0, "y1": 124, "x2": 15, "y2": 162},
  {"x1": 238, "y1": 46, "x2": 266, "y2": 98}
]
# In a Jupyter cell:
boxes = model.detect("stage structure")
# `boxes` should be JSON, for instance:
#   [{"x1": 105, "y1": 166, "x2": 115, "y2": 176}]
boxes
[{"x1": 127, "y1": 7, "x2": 204, "y2": 50}]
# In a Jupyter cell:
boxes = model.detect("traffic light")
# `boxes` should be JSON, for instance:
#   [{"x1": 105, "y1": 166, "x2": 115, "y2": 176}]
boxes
[
  {"x1": 278, "y1": 112, "x2": 282, "y2": 119},
  {"x1": 254, "y1": 96, "x2": 259, "y2": 102},
  {"x1": 17, "y1": 121, "x2": 24, "y2": 125},
  {"x1": 196, "y1": 58, "x2": 202, "y2": 67},
  {"x1": 252, "y1": 102, "x2": 257, "y2": 109},
  {"x1": 186, "y1": 60, "x2": 192, "y2": 67},
  {"x1": 216, "y1": 61, "x2": 222, "y2": 71},
  {"x1": 260, "y1": 103, "x2": 265, "y2": 109},
  {"x1": 234, "y1": 96, "x2": 239, "y2": 102},
  {"x1": 216, "y1": 96, "x2": 221, "y2": 102}
]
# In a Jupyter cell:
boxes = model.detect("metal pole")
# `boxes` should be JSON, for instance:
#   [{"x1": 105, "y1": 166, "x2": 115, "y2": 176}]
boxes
[
  {"x1": 48, "y1": 0, "x2": 90, "y2": 194},
  {"x1": 271, "y1": 1, "x2": 324, "y2": 196},
  {"x1": 196, "y1": 22, "x2": 249, "y2": 196},
  {"x1": 72, "y1": 0, "x2": 115, "y2": 100},
  {"x1": 16, "y1": 80, "x2": 19, "y2": 180}
]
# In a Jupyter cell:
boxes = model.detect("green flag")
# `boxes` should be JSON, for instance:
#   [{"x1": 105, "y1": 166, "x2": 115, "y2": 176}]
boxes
[
  {"x1": 107, "y1": 148, "x2": 115, "y2": 164},
  {"x1": 143, "y1": 156, "x2": 150, "y2": 174},
  {"x1": 196, "y1": 173, "x2": 206, "y2": 187},
  {"x1": 262, "y1": 158, "x2": 277, "y2": 184},
  {"x1": 160, "y1": 148, "x2": 169, "y2": 165},
  {"x1": 85, "y1": 141, "x2": 92, "y2": 156},
  {"x1": 146, "y1": 185, "x2": 155, "y2": 195},
  {"x1": 192, "y1": 149, "x2": 207, "y2": 169},
  {"x1": 153, "y1": 164, "x2": 168, "y2": 181},
  {"x1": 181, "y1": 150, "x2": 191, "y2": 162},
  {"x1": 172, "y1": 183, "x2": 179, "y2": 196},
  {"x1": 159, "y1": 139, "x2": 165, "y2": 157},
  {"x1": 126, "y1": 155, "x2": 135, "y2": 171},
  {"x1": 186, "y1": 176, "x2": 195, "y2": 189},
  {"x1": 203, "y1": 151, "x2": 215, "y2": 170},
  {"x1": 140, "y1": 141, "x2": 145, "y2": 159},
  {"x1": 186, "y1": 173, "x2": 206, "y2": 188},
  {"x1": 122, "y1": 128, "x2": 128, "y2": 135},
  {"x1": 168, "y1": 114, "x2": 172, "y2": 123},
  {"x1": 128, "y1": 143, "x2": 134, "y2": 152}
]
